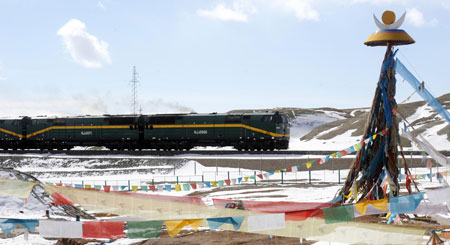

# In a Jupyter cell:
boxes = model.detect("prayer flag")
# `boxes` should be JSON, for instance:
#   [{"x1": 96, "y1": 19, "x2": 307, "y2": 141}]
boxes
[
  {"x1": 257, "y1": 174, "x2": 263, "y2": 179},
  {"x1": 205, "y1": 182, "x2": 211, "y2": 188},
  {"x1": 354, "y1": 199, "x2": 388, "y2": 216},
  {"x1": 306, "y1": 162, "x2": 312, "y2": 169},
  {"x1": 103, "y1": 185, "x2": 111, "y2": 192},
  {"x1": 244, "y1": 177, "x2": 249, "y2": 182},
  {"x1": 82, "y1": 221, "x2": 125, "y2": 239},
  {"x1": 274, "y1": 170, "x2": 281, "y2": 173},
  {"x1": 94, "y1": 185, "x2": 102, "y2": 190},
  {"x1": 337, "y1": 152, "x2": 342, "y2": 158},
  {"x1": 141, "y1": 185, "x2": 148, "y2": 192},
  {"x1": 190, "y1": 183, "x2": 197, "y2": 190},
  {"x1": 340, "y1": 150, "x2": 347, "y2": 157},
  {"x1": 112, "y1": 185, "x2": 119, "y2": 191},
  {"x1": 286, "y1": 167, "x2": 292, "y2": 172},
  {"x1": 390, "y1": 193, "x2": 424, "y2": 215},
  {"x1": 426, "y1": 187, "x2": 450, "y2": 203},
  {"x1": 225, "y1": 179, "x2": 231, "y2": 186},
  {"x1": 247, "y1": 213, "x2": 285, "y2": 232},
  {"x1": 56, "y1": 183, "x2": 63, "y2": 186},
  {"x1": 331, "y1": 153, "x2": 337, "y2": 158},
  {"x1": 250, "y1": 175, "x2": 256, "y2": 180},
  {"x1": 231, "y1": 179, "x2": 236, "y2": 185},
  {"x1": 218, "y1": 180, "x2": 224, "y2": 187},
  {"x1": 323, "y1": 205, "x2": 355, "y2": 224},
  {"x1": 211, "y1": 181, "x2": 217, "y2": 187},
  {"x1": 197, "y1": 183, "x2": 204, "y2": 189},
  {"x1": 263, "y1": 173, "x2": 270, "y2": 179},
  {"x1": 131, "y1": 186, "x2": 138, "y2": 192},
  {"x1": 350, "y1": 146, "x2": 355, "y2": 152},
  {"x1": 39, "y1": 220, "x2": 82, "y2": 238},
  {"x1": 120, "y1": 185, "x2": 127, "y2": 191},
  {"x1": 175, "y1": 184, "x2": 181, "y2": 192},
  {"x1": 0, "y1": 219, "x2": 38, "y2": 236},
  {"x1": 127, "y1": 221, "x2": 163, "y2": 239},
  {"x1": 183, "y1": 183, "x2": 190, "y2": 191},
  {"x1": 165, "y1": 219, "x2": 203, "y2": 237},
  {"x1": 207, "y1": 216, "x2": 244, "y2": 231},
  {"x1": 51, "y1": 192, "x2": 75, "y2": 205},
  {"x1": 85, "y1": 185, "x2": 91, "y2": 189},
  {"x1": 149, "y1": 185, "x2": 156, "y2": 192},
  {"x1": 165, "y1": 185, "x2": 172, "y2": 192},
  {"x1": 0, "y1": 179, "x2": 36, "y2": 199},
  {"x1": 238, "y1": 177, "x2": 243, "y2": 183},
  {"x1": 75, "y1": 184, "x2": 84, "y2": 189}
]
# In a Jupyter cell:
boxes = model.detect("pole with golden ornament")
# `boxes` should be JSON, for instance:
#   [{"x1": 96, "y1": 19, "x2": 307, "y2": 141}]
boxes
[{"x1": 338, "y1": 11, "x2": 415, "y2": 203}]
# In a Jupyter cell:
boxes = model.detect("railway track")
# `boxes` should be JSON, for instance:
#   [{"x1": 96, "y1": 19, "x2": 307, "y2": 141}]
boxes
[{"x1": 0, "y1": 149, "x2": 447, "y2": 156}]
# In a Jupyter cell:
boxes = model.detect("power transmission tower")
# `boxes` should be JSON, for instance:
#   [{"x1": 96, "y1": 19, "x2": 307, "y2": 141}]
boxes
[{"x1": 130, "y1": 66, "x2": 139, "y2": 115}]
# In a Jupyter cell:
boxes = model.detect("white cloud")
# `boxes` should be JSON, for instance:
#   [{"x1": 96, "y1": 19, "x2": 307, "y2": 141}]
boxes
[
  {"x1": 269, "y1": 0, "x2": 319, "y2": 21},
  {"x1": 351, "y1": 0, "x2": 409, "y2": 4},
  {"x1": 406, "y1": 8, "x2": 438, "y2": 27},
  {"x1": 197, "y1": 4, "x2": 248, "y2": 22},
  {"x1": 97, "y1": 1, "x2": 105, "y2": 9},
  {"x1": 57, "y1": 19, "x2": 111, "y2": 68}
]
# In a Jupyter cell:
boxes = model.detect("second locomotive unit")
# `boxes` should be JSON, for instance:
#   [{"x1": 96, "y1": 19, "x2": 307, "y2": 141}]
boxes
[{"x1": 0, "y1": 111, "x2": 290, "y2": 151}]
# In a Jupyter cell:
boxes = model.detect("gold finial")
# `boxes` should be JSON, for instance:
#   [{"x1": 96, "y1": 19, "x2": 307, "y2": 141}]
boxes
[
  {"x1": 382, "y1": 11, "x2": 395, "y2": 25},
  {"x1": 364, "y1": 10, "x2": 415, "y2": 47}
]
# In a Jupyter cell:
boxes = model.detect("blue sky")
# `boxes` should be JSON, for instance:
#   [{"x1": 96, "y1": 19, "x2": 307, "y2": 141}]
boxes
[{"x1": 0, "y1": 0, "x2": 449, "y2": 116}]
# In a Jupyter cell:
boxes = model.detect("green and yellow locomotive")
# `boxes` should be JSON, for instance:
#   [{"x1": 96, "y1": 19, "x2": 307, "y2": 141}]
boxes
[{"x1": 0, "y1": 112, "x2": 289, "y2": 151}]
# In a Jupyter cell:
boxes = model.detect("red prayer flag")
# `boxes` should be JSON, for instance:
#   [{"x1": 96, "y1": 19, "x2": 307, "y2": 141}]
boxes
[
  {"x1": 286, "y1": 167, "x2": 292, "y2": 172},
  {"x1": 149, "y1": 185, "x2": 156, "y2": 192},
  {"x1": 257, "y1": 174, "x2": 263, "y2": 179},
  {"x1": 224, "y1": 179, "x2": 231, "y2": 186},
  {"x1": 382, "y1": 129, "x2": 387, "y2": 135},
  {"x1": 190, "y1": 183, "x2": 197, "y2": 190},
  {"x1": 55, "y1": 183, "x2": 63, "y2": 186},
  {"x1": 340, "y1": 150, "x2": 347, "y2": 157},
  {"x1": 83, "y1": 221, "x2": 125, "y2": 239},
  {"x1": 103, "y1": 185, "x2": 111, "y2": 192},
  {"x1": 51, "y1": 192, "x2": 75, "y2": 205}
]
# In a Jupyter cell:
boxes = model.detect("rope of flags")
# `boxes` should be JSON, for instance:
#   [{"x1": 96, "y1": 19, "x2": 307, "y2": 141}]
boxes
[
  {"x1": 0, "y1": 213, "x2": 283, "y2": 239},
  {"x1": 43, "y1": 130, "x2": 390, "y2": 193}
]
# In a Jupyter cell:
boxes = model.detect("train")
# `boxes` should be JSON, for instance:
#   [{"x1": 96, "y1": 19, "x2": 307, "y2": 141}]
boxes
[{"x1": 0, "y1": 111, "x2": 290, "y2": 151}]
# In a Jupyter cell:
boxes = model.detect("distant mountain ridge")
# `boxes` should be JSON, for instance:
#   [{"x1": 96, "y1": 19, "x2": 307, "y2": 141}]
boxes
[{"x1": 229, "y1": 93, "x2": 450, "y2": 150}]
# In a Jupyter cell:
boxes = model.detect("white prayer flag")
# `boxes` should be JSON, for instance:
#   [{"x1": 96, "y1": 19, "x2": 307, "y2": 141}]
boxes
[
  {"x1": 426, "y1": 187, "x2": 450, "y2": 203},
  {"x1": 248, "y1": 213, "x2": 285, "y2": 232},
  {"x1": 39, "y1": 220, "x2": 82, "y2": 238}
]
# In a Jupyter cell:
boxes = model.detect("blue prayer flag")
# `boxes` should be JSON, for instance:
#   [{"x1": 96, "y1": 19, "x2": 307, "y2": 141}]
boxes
[{"x1": 207, "y1": 216, "x2": 244, "y2": 231}]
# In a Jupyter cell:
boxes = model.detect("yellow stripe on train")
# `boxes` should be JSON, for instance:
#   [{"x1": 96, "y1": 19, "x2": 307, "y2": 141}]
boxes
[{"x1": 0, "y1": 124, "x2": 289, "y2": 139}]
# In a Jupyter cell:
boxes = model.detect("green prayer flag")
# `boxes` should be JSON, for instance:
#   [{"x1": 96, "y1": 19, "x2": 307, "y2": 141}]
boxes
[
  {"x1": 94, "y1": 185, "x2": 102, "y2": 190},
  {"x1": 127, "y1": 220, "x2": 163, "y2": 238},
  {"x1": 182, "y1": 183, "x2": 190, "y2": 191},
  {"x1": 218, "y1": 180, "x2": 224, "y2": 187},
  {"x1": 323, "y1": 205, "x2": 355, "y2": 224},
  {"x1": 141, "y1": 185, "x2": 148, "y2": 192}
]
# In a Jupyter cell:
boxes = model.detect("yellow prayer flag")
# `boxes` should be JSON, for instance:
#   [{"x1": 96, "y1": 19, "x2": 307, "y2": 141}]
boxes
[
  {"x1": 0, "y1": 178, "x2": 35, "y2": 199},
  {"x1": 306, "y1": 162, "x2": 312, "y2": 169},
  {"x1": 373, "y1": 134, "x2": 377, "y2": 140},
  {"x1": 211, "y1": 181, "x2": 217, "y2": 187},
  {"x1": 131, "y1": 186, "x2": 138, "y2": 192},
  {"x1": 175, "y1": 184, "x2": 181, "y2": 191},
  {"x1": 165, "y1": 219, "x2": 204, "y2": 237},
  {"x1": 85, "y1": 184, "x2": 91, "y2": 189},
  {"x1": 274, "y1": 170, "x2": 281, "y2": 173},
  {"x1": 331, "y1": 153, "x2": 337, "y2": 158},
  {"x1": 244, "y1": 176, "x2": 249, "y2": 182},
  {"x1": 354, "y1": 144, "x2": 359, "y2": 151},
  {"x1": 355, "y1": 199, "x2": 388, "y2": 215}
]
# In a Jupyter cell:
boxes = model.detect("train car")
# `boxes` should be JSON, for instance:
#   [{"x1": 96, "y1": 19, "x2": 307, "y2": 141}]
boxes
[{"x1": 0, "y1": 111, "x2": 289, "y2": 151}]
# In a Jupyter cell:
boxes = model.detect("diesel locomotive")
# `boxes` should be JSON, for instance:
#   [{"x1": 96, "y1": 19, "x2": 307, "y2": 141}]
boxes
[{"x1": 0, "y1": 111, "x2": 289, "y2": 151}]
